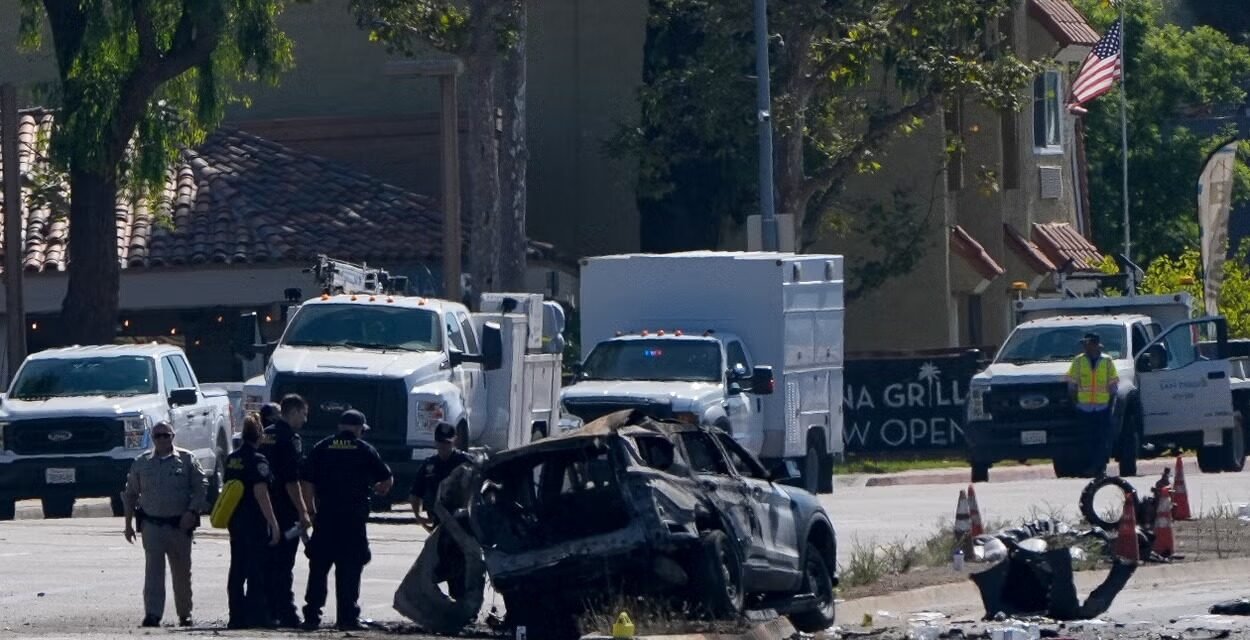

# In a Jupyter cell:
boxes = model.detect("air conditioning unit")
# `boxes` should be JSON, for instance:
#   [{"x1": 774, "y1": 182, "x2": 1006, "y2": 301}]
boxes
[{"x1": 1039, "y1": 166, "x2": 1063, "y2": 200}]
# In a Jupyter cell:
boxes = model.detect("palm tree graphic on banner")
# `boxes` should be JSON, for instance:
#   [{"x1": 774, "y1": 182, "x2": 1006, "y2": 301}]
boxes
[{"x1": 917, "y1": 362, "x2": 941, "y2": 405}]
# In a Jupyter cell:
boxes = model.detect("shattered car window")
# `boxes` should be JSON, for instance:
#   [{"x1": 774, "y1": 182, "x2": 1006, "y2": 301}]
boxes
[
  {"x1": 679, "y1": 432, "x2": 730, "y2": 475},
  {"x1": 715, "y1": 432, "x2": 767, "y2": 480},
  {"x1": 633, "y1": 436, "x2": 677, "y2": 471}
]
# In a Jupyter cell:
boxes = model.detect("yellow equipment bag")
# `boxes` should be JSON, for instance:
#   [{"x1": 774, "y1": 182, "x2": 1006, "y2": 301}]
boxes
[{"x1": 210, "y1": 479, "x2": 245, "y2": 529}]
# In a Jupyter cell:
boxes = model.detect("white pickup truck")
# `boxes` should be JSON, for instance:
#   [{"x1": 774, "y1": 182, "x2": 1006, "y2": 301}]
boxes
[
  {"x1": 965, "y1": 293, "x2": 1249, "y2": 480},
  {"x1": 0, "y1": 344, "x2": 235, "y2": 519},
  {"x1": 564, "y1": 251, "x2": 845, "y2": 494},
  {"x1": 242, "y1": 291, "x2": 563, "y2": 508}
]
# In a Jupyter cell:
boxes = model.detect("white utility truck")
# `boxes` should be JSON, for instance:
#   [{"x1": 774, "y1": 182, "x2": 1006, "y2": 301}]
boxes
[
  {"x1": 242, "y1": 256, "x2": 564, "y2": 508},
  {"x1": 0, "y1": 344, "x2": 235, "y2": 520},
  {"x1": 965, "y1": 292, "x2": 1250, "y2": 481},
  {"x1": 564, "y1": 251, "x2": 845, "y2": 494}
]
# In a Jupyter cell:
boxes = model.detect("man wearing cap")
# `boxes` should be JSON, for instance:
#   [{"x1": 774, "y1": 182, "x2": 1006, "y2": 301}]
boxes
[
  {"x1": 408, "y1": 422, "x2": 471, "y2": 599},
  {"x1": 1067, "y1": 333, "x2": 1119, "y2": 477},
  {"x1": 300, "y1": 410, "x2": 393, "y2": 631},
  {"x1": 258, "y1": 394, "x2": 314, "y2": 628}
]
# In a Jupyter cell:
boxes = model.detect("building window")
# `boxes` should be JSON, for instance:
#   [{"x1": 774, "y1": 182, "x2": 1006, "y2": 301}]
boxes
[{"x1": 1033, "y1": 71, "x2": 1062, "y2": 150}]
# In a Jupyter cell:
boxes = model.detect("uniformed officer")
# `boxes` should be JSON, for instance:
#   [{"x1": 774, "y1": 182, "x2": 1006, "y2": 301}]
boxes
[
  {"x1": 257, "y1": 394, "x2": 315, "y2": 628},
  {"x1": 259, "y1": 402, "x2": 281, "y2": 428},
  {"x1": 300, "y1": 409, "x2": 393, "y2": 631},
  {"x1": 225, "y1": 414, "x2": 283, "y2": 629},
  {"x1": 408, "y1": 422, "x2": 471, "y2": 599},
  {"x1": 121, "y1": 421, "x2": 208, "y2": 628}
]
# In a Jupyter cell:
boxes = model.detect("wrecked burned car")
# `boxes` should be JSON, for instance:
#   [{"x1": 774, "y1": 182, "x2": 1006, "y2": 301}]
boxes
[{"x1": 467, "y1": 410, "x2": 838, "y2": 634}]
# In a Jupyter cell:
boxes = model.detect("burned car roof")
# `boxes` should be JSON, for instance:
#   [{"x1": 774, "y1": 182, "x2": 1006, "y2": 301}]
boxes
[{"x1": 483, "y1": 409, "x2": 691, "y2": 469}]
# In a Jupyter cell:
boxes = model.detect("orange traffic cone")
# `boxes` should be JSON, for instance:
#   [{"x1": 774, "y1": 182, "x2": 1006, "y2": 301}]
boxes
[
  {"x1": 1172, "y1": 456, "x2": 1192, "y2": 521},
  {"x1": 967, "y1": 484, "x2": 985, "y2": 538},
  {"x1": 1152, "y1": 487, "x2": 1175, "y2": 558},
  {"x1": 1114, "y1": 490, "x2": 1140, "y2": 564},
  {"x1": 954, "y1": 489, "x2": 972, "y2": 553}
]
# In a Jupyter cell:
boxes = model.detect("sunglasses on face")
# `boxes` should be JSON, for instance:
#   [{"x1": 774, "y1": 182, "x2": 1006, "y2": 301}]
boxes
[{"x1": 153, "y1": 433, "x2": 174, "y2": 440}]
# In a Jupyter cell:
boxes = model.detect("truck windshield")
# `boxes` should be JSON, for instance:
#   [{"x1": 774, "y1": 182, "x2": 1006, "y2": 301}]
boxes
[
  {"x1": 581, "y1": 340, "x2": 722, "y2": 383},
  {"x1": 282, "y1": 304, "x2": 442, "y2": 352},
  {"x1": 996, "y1": 324, "x2": 1127, "y2": 364},
  {"x1": 10, "y1": 356, "x2": 158, "y2": 399}
]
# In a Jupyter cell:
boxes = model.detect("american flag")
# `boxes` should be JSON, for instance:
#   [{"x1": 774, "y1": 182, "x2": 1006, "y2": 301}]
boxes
[{"x1": 1068, "y1": 20, "x2": 1122, "y2": 114}]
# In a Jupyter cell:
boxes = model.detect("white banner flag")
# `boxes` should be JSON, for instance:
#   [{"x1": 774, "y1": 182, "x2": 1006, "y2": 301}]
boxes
[{"x1": 1198, "y1": 141, "x2": 1240, "y2": 317}]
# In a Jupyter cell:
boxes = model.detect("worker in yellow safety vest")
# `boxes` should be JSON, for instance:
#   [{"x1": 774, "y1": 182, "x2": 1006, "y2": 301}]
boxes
[{"x1": 1066, "y1": 332, "x2": 1119, "y2": 478}]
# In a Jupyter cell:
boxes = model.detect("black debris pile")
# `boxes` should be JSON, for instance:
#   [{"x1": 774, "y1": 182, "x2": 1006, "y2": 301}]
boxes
[
  {"x1": 1211, "y1": 598, "x2": 1250, "y2": 616},
  {"x1": 971, "y1": 546, "x2": 1136, "y2": 621}
]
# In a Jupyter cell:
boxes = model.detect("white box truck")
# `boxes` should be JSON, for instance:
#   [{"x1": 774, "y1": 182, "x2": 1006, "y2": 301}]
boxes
[{"x1": 564, "y1": 251, "x2": 845, "y2": 493}]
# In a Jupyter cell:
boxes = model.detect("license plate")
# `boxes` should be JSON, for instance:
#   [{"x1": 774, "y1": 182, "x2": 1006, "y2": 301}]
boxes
[
  {"x1": 1020, "y1": 431, "x2": 1047, "y2": 446},
  {"x1": 45, "y1": 468, "x2": 76, "y2": 484}
]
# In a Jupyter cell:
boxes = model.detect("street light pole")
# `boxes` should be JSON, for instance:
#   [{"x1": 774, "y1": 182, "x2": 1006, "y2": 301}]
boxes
[{"x1": 754, "y1": 0, "x2": 779, "y2": 252}]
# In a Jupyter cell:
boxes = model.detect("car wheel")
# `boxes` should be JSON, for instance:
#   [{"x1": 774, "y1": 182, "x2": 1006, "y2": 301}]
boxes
[
  {"x1": 970, "y1": 462, "x2": 990, "y2": 484},
  {"x1": 0, "y1": 498, "x2": 15, "y2": 521},
  {"x1": 1200, "y1": 414, "x2": 1247, "y2": 473},
  {"x1": 1117, "y1": 412, "x2": 1140, "y2": 478},
  {"x1": 41, "y1": 496, "x2": 75, "y2": 519},
  {"x1": 788, "y1": 549, "x2": 837, "y2": 632},
  {"x1": 691, "y1": 530, "x2": 744, "y2": 618},
  {"x1": 1052, "y1": 456, "x2": 1086, "y2": 478},
  {"x1": 110, "y1": 494, "x2": 125, "y2": 518}
]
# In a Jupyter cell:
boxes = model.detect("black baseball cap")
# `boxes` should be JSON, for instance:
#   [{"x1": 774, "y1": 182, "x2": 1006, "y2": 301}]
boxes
[
  {"x1": 434, "y1": 422, "x2": 456, "y2": 443},
  {"x1": 340, "y1": 409, "x2": 370, "y2": 431}
]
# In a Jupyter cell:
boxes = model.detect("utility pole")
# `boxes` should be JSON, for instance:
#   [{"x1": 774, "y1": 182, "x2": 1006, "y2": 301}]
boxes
[
  {"x1": 754, "y1": 0, "x2": 779, "y2": 252},
  {"x1": 385, "y1": 58, "x2": 465, "y2": 301},
  {"x1": 1118, "y1": 1, "x2": 1131, "y2": 267},
  {"x1": 1, "y1": 84, "x2": 26, "y2": 383}
]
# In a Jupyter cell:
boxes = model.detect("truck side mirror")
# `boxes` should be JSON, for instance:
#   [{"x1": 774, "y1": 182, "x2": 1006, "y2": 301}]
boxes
[
  {"x1": 751, "y1": 366, "x2": 775, "y2": 395},
  {"x1": 481, "y1": 323, "x2": 504, "y2": 371},
  {"x1": 169, "y1": 388, "x2": 198, "y2": 407},
  {"x1": 448, "y1": 347, "x2": 466, "y2": 369}
]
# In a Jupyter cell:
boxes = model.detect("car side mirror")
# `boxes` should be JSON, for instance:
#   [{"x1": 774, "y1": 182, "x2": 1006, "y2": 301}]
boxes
[
  {"x1": 750, "y1": 366, "x2": 775, "y2": 396},
  {"x1": 169, "y1": 388, "x2": 198, "y2": 407}
]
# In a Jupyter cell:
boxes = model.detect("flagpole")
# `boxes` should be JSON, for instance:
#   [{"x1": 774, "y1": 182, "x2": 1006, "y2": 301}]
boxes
[{"x1": 1119, "y1": 1, "x2": 1131, "y2": 270}]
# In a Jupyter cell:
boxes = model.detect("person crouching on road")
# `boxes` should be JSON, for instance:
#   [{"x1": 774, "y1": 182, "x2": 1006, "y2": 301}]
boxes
[
  {"x1": 301, "y1": 409, "x2": 393, "y2": 631},
  {"x1": 122, "y1": 421, "x2": 208, "y2": 628},
  {"x1": 226, "y1": 414, "x2": 283, "y2": 629},
  {"x1": 1067, "y1": 333, "x2": 1119, "y2": 477}
]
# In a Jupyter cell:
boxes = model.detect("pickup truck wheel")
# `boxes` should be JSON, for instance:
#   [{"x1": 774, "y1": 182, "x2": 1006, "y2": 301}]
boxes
[
  {"x1": 970, "y1": 462, "x2": 990, "y2": 484},
  {"x1": 1052, "y1": 456, "x2": 1086, "y2": 478},
  {"x1": 41, "y1": 496, "x2": 74, "y2": 519},
  {"x1": 1197, "y1": 416, "x2": 1246, "y2": 473},
  {"x1": 0, "y1": 498, "x2": 15, "y2": 521},
  {"x1": 110, "y1": 495, "x2": 125, "y2": 518},
  {"x1": 691, "y1": 530, "x2": 744, "y2": 618},
  {"x1": 788, "y1": 549, "x2": 837, "y2": 632}
]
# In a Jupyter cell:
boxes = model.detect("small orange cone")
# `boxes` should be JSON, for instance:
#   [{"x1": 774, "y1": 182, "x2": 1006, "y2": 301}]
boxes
[
  {"x1": 954, "y1": 489, "x2": 973, "y2": 554},
  {"x1": 967, "y1": 484, "x2": 985, "y2": 538},
  {"x1": 1152, "y1": 487, "x2": 1175, "y2": 558},
  {"x1": 1114, "y1": 490, "x2": 1140, "y2": 564},
  {"x1": 1172, "y1": 456, "x2": 1192, "y2": 521}
]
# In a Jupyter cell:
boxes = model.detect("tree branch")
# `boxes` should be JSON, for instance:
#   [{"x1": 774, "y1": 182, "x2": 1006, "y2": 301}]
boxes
[
  {"x1": 40, "y1": 0, "x2": 88, "y2": 79},
  {"x1": 799, "y1": 92, "x2": 939, "y2": 242},
  {"x1": 131, "y1": 0, "x2": 159, "y2": 62}
]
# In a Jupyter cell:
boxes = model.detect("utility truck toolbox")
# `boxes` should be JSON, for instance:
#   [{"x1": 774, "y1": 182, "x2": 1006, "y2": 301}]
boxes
[{"x1": 567, "y1": 251, "x2": 845, "y2": 494}]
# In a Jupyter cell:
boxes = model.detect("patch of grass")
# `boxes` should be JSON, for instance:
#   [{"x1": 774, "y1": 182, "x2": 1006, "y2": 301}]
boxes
[
  {"x1": 835, "y1": 456, "x2": 1046, "y2": 475},
  {"x1": 578, "y1": 595, "x2": 744, "y2": 637}
]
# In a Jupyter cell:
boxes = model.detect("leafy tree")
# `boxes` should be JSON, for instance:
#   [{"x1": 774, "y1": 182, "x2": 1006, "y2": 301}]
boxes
[
  {"x1": 16, "y1": 0, "x2": 294, "y2": 344},
  {"x1": 1072, "y1": 0, "x2": 1250, "y2": 263},
  {"x1": 351, "y1": 0, "x2": 528, "y2": 295},
  {"x1": 611, "y1": 0, "x2": 1038, "y2": 294},
  {"x1": 1138, "y1": 247, "x2": 1250, "y2": 337}
]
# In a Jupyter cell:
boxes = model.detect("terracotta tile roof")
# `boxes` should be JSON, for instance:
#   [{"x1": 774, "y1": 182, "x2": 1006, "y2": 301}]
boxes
[
  {"x1": 0, "y1": 110, "x2": 450, "y2": 273},
  {"x1": 1003, "y1": 223, "x2": 1057, "y2": 274},
  {"x1": 1031, "y1": 222, "x2": 1103, "y2": 272},
  {"x1": 1028, "y1": 0, "x2": 1100, "y2": 48},
  {"x1": 950, "y1": 225, "x2": 1005, "y2": 281}
]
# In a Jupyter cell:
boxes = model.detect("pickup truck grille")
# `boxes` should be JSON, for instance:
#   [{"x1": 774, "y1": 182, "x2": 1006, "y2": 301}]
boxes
[
  {"x1": 563, "y1": 397, "x2": 673, "y2": 424},
  {"x1": 6, "y1": 418, "x2": 125, "y2": 455},
  {"x1": 987, "y1": 383, "x2": 1074, "y2": 422},
  {"x1": 270, "y1": 374, "x2": 408, "y2": 442}
]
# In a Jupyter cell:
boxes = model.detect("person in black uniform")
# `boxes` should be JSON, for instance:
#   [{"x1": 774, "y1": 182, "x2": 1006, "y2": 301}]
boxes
[
  {"x1": 258, "y1": 394, "x2": 314, "y2": 628},
  {"x1": 259, "y1": 402, "x2": 281, "y2": 428},
  {"x1": 408, "y1": 423, "x2": 471, "y2": 599},
  {"x1": 225, "y1": 414, "x2": 283, "y2": 629},
  {"x1": 301, "y1": 409, "x2": 393, "y2": 631}
]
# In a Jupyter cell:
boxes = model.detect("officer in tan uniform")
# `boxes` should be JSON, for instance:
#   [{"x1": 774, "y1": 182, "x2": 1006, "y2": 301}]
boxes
[{"x1": 122, "y1": 421, "x2": 209, "y2": 628}]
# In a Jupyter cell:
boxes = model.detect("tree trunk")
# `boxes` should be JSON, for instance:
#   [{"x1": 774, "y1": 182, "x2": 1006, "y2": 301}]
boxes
[
  {"x1": 61, "y1": 167, "x2": 121, "y2": 345},
  {"x1": 496, "y1": 3, "x2": 528, "y2": 292},
  {"x1": 464, "y1": 53, "x2": 502, "y2": 304}
]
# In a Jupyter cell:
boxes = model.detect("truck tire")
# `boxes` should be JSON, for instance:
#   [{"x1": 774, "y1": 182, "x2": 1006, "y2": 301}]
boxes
[
  {"x1": 1198, "y1": 414, "x2": 1246, "y2": 473},
  {"x1": 41, "y1": 496, "x2": 75, "y2": 519},
  {"x1": 788, "y1": 546, "x2": 837, "y2": 632},
  {"x1": 802, "y1": 432, "x2": 826, "y2": 494},
  {"x1": 1052, "y1": 456, "x2": 1087, "y2": 478},
  {"x1": 110, "y1": 495, "x2": 125, "y2": 518},
  {"x1": 970, "y1": 462, "x2": 990, "y2": 484},
  {"x1": 690, "y1": 530, "x2": 744, "y2": 618},
  {"x1": 0, "y1": 498, "x2": 15, "y2": 521},
  {"x1": 1117, "y1": 411, "x2": 1140, "y2": 478},
  {"x1": 1079, "y1": 475, "x2": 1137, "y2": 531}
]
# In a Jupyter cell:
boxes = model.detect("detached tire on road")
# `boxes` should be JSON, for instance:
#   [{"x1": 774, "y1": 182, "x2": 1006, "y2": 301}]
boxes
[
  {"x1": 1079, "y1": 475, "x2": 1137, "y2": 531},
  {"x1": 41, "y1": 496, "x2": 74, "y2": 519},
  {"x1": 788, "y1": 548, "x2": 837, "y2": 633},
  {"x1": 691, "y1": 530, "x2": 744, "y2": 618}
]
